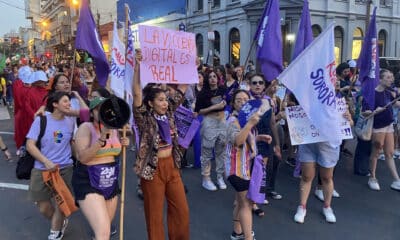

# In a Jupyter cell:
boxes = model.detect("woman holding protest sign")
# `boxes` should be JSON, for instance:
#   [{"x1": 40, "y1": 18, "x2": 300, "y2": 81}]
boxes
[
  {"x1": 366, "y1": 69, "x2": 400, "y2": 191},
  {"x1": 195, "y1": 70, "x2": 228, "y2": 191},
  {"x1": 293, "y1": 101, "x2": 353, "y2": 224},
  {"x1": 26, "y1": 91, "x2": 75, "y2": 240},
  {"x1": 133, "y1": 50, "x2": 189, "y2": 240}
]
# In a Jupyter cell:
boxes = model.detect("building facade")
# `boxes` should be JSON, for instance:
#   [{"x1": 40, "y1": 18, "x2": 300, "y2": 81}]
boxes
[
  {"x1": 127, "y1": 0, "x2": 399, "y2": 66},
  {"x1": 23, "y1": 0, "x2": 117, "y2": 62}
]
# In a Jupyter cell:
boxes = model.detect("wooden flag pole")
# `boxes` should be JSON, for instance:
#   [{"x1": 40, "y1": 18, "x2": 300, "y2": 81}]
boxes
[
  {"x1": 119, "y1": 125, "x2": 127, "y2": 240},
  {"x1": 70, "y1": 50, "x2": 77, "y2": 83},
  {"x1": 118, "y1": 7, "x2": 131, "y2": 240},
  {"x1": 119, "y1": 6, "x2": 130, "y2": 240}
]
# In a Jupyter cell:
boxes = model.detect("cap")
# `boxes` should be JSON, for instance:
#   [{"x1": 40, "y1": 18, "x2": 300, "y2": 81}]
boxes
[
  {"x1": 34, "y1": 70, "x2": 48, "y2": 82},
  {"x1": 90, "y1": 96, "x2": 106, "y2": 110},
  {"x1": 18, "y1": 66, "x2": 33, "y2": 83},
  {"x1": 348, "y1": 60, "x2": 357, "y2": 68}
]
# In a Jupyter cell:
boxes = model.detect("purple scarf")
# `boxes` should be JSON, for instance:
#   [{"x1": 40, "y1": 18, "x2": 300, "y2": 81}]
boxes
[{"x1": 154, "y1": 114, "x2": 172, "y2": 144}]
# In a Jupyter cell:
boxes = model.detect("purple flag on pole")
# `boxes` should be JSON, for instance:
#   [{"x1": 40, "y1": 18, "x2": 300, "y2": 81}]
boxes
[
  {"x1": 292, "y1": 0, "x2": 313, "y2": 61},
  {"x1": 357, "y1": 7, "x2": 379, "y2": 110},
  {"x1": 253, "y1": 2, "x2": 268, "y2": 42},
  {"x1": 75, "y1": 0, "x2": 110, "y2": 87},
  {"x1": 255, "y1": 0, "x2": 283, "y2": 82}
]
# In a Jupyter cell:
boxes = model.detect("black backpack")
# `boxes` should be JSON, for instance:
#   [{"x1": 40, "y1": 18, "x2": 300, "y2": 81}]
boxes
[{"x1": 16, "y1": 116, "x2": 47, "y2": 180}]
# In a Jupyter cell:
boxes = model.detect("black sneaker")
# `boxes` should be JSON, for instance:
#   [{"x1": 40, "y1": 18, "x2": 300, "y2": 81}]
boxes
[
  {"x1": 110, "y1": 224, "x2": 117, "y2": 237},
  {"x1": 286, "y1": 158, "x2": 296, "y2": 167},
  {"x1": 230, "y1": 231, "x2": 244, "y2": 240},
  {"x1": 137, "y1": 185, "x2": 144, "y2": 200},
  {"x1": 341, "y1": 148, "x2": 353, "y2": 156},
  {"x1": 230, "y1": 231, "x2": 255, "y2": 240}
]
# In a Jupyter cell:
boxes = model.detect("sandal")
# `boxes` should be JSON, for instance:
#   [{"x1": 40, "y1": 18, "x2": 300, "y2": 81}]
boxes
[
  {"x1": 1, "y1": 147, "x2": 11, "y2": 161},
  {"x1": 252, "y1": 206, "x2": 265, "y2": 218}
]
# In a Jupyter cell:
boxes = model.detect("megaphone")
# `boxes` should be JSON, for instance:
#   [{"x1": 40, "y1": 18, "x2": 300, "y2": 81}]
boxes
[{"x1": 98, "y1": 95, "x2": 131, "y2": 129}]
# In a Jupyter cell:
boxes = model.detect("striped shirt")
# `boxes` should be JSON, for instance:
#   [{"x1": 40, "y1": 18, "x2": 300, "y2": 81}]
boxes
[{"x1": 225, "y1": 115, "x2": 257, "y2": 180}]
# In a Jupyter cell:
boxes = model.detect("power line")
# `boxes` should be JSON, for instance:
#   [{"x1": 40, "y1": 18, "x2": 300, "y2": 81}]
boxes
[{"x1": 0, "y1": 0, "x2": 41, "y2": 17}]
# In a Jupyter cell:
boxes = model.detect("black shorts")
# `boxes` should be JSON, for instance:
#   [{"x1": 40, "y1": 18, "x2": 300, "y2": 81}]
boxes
[
  {"x1": 72, "y1": 162, "x2": 120, "y2": 206},
  {"x1": 228, "y1": 175, "x2": 250, "y2": 192},
  {"x1": 256, "y1": 142, "x2": 272, "y2": 158}
]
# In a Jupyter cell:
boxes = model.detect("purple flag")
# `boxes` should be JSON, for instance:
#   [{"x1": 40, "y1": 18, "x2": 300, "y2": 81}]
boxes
[
  {"x1": 255, "y1": 0, "x2": 283, "y2": 82},
  {"x1": 292, "y1": 0, "x2": 313, "y2": 61},
  {"x1": 357, "y1": 7, "x2": 379, "y2": 110},
  {"x1": 75, "y1": 0, "x2": 110, "y2": 87}
]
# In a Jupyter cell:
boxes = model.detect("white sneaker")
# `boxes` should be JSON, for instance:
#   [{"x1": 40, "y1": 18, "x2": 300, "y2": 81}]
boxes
[
  {"x1": 394, "y1": 149, "x2": 400, "y2": 158},
  {"x1": 294, "y1": 206, "x2": 306, "y2": 223},
  {"x1": 217, "y1": 176, "x2": 227, "y2": 190},
  {"x1": 314, "y1": 189, "x2": 324, "y2": 201},
  {"x1": 61, "y1": 218, "x2": 68, "y2": 235},
  {"x1": 322, "y1": 207, "x2": 336, "y2": 223},
  {"x1": 390, "y1": 180, "x2": 400, "y2": 191},
  {"x1": 202, "y1": 179, "x2": 217, "y2": 191},
  {"x1": 332, "y1": 189, "x2": 340, "y2": 198},
  {"x1": 378, "y1": 153, "x2": 385, "y2": 161},
  {"x1": 263, "y1": 199, "x2": 269, "y2": 205},
  {"x1": 368, "y1": 178, "x2": 381, "y2": 191}
]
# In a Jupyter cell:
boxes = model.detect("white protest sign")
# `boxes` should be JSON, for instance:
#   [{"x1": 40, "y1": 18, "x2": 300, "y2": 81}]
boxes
[
  {"x1": 285, "y1": 98, "x2": 353, "y2": 145},
  {"x1": 138, "y1": 25, "x2": 198, "y2": 85}
]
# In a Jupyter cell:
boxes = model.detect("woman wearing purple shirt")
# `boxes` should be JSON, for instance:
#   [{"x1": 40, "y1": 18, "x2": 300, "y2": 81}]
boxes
[{"x1": 367, "y1": 69, "x2": 400, "y2": 191}]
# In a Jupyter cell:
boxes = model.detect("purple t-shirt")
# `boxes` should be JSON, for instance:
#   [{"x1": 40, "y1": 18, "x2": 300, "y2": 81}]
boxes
[
  {"x1": 26, "y1": 114, "x2": 75, "y2": 170},
  {"x1": 373, "y1": 89, "x2": 395, "y2": 129}
]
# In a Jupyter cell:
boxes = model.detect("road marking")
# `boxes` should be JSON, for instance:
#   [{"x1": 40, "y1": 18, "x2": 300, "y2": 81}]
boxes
[
  {"x1": 0, "y1": 131, "x2": 14, "y2": 135},
  {"x1": 0, "y1": 182, "x2": 29, "y2": 190},
  {"x1": 0, "y1": 106, "x2": 10, "y2": 120}
]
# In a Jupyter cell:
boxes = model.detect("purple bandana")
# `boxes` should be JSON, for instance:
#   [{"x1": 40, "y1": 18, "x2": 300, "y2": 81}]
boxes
[
  {"x1": 154, "y1": 114, "x2": 172, "y2": 144},
  {"x1": 87, "y1": 163, "x2": 119, "y2": 199}
]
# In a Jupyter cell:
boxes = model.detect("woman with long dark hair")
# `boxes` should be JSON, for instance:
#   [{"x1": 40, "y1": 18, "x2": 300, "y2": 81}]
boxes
[
  {"x1": 195, "y1": 70, "x2": 228, "y2": 191},
  {"x1": 133, "y1": 50, "x2": 189, "y2": 240}
]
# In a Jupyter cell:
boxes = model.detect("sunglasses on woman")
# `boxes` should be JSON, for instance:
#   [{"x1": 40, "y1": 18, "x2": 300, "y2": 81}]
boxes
[{"x1": 251, "y1": 80, "x2": 265, "y2": 85}]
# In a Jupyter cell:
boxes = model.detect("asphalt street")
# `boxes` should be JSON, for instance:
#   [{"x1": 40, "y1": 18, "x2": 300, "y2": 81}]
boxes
[{"x1": 0, "y1": 105, "x2": 399, "y2": 240}]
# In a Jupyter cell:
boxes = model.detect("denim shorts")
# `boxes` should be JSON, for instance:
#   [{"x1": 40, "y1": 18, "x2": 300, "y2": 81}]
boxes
[{"x1": 298, "y1": 142, "x2": 340, "y2": 168}]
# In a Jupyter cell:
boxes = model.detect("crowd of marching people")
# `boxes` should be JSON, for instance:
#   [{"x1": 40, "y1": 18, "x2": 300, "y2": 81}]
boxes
[{"x1": 0, "y1": 51, "x2": 400, "y2": 240}]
